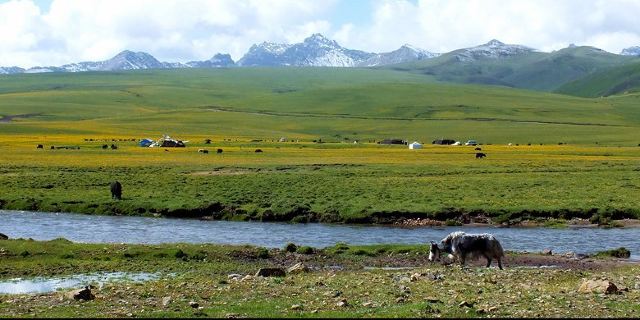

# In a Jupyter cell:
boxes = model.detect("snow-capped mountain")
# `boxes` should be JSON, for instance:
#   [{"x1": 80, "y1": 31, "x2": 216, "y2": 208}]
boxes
[
  {"x1": 620, "y1": 46, "x2": 640, "y2": 56},
  {"x1": 357, "y1": 44, "x2": 440, "y2": 67},
  {"x1": 0, "y1": 66, "x2": 25, "y2": 74},
  {"x1": 61, "y1": 50, "x2": 167, "y2": 72},
  {"x1": 187, "y1": 53, "x2": 235, "y2": 68},
  {"x1": 238, "y1": 34, "x2": 376, "y2": 67},
  {"x1": 450, "y1": 39, "x2": 536, "y2": 62},
  {"x1": 236, "y1": 42, "x2": 292, "y2": 66}
]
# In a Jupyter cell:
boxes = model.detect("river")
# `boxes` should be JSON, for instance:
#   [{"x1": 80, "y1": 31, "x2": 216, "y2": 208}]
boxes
[{"x1": 1, "y1": 210, "x2": 638, "y2": 259}]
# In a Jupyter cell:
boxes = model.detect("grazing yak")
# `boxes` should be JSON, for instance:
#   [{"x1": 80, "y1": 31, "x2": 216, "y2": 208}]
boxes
[
  {"x1": 255, "y1": 149, "x2": 263, "y2": 153},
  {"x1": 474, "y1": 147, "x2": 482, "y2": 151},
  {"x1": 110, "y1": 181, "x2": 122, "y2": 200},
  {"x1": 36, "y1": 144, "x2": 44, "y2": 149},
  {"x1": 475, "y1": 152, "x2": 486, "y2": 159},
  {"x1": 217, "y1": 149, "x2": 223, "y2": 154},
  {"x1": 198, "y1": 149, "x2": 209, "y2": 154},
  {"x1": 429, "y1": 231, "x2": 504, "y2": 269}
]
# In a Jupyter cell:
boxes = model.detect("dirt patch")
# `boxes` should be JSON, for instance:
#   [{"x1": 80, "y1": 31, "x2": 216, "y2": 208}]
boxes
[{"x1": 0, "y1": 113, "x2": 41, "y2": 123}]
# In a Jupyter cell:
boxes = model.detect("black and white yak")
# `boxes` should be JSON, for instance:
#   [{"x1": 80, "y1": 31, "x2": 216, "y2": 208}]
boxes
[{"x1": 429, "y1": 231, "x2": 504, "y2": 269}]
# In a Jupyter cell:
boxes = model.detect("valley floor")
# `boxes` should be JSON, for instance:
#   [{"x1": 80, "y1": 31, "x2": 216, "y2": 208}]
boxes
[{"x1": 1, "y1": 138, "x2": 639, "y2": 225}]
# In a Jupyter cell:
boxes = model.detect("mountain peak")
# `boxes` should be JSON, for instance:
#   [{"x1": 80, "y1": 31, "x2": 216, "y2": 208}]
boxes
[
  {"x1": 621, "y1": 46, "x2": 640, "y2": 56},
  {"x1": 486, "y1": 39, "x2": 505, "y2": 46},
  {"x1": 303, "y1": 33, "x2": 339, "y2": 47}
]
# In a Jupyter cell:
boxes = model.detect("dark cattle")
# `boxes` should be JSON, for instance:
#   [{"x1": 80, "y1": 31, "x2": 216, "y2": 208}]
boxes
[
  {"x1": 430, "y1": 231, "x2": 504, "y2": 269},
  {"x1": 217, "y1": 149, "x2": 223, "y2": 154},
  {"x1": 475, "y1": 152, "x2": 486, "y2": 159},
  {"x1": 51, "y1": 146, "x2": 55, "y2": 150},
  {"x1": 198, "y1": 149, "x2": 209, "y2": 154},
  {"x1": 36, "y1": 144, "x2": 43, "y2": 149},
  {"x1": 110, "y1": 181, "x2": 122, "y2": 200},
  {"x1": 255, "y1": 149, "x2": 263, "y2": 153},
  {"x1": 474, "y1": 147, "x2": 481, "y2": 151},
  {"x1": 110, "y1": 144, "x2": 118, "y2": 150},
  {"x1": 102, "y1": 144, "x2": 108, "y2": 149},
  {"x1": 204, "y1": 139, "x2": 212, "y2": 144}
]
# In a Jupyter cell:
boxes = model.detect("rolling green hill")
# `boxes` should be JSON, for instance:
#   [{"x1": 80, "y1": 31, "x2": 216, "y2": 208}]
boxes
[
  {"x1": 1, "y1": 67, "x2": 639, "y2": 145},
  {"x1": 388, "y1": 46, "x2": 638, "y2": 93},
  {"x1": 556, "y1": 61, "x2": 640, "y2": 97}
]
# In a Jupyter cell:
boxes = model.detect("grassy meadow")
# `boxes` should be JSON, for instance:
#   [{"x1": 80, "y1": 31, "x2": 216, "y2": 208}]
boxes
[
  {"x1": 1, "y1": 239, "x2": 639, "y2": 318},
  {"x1": 1, "y1": 68, "x2": 640, "y2": 223}
]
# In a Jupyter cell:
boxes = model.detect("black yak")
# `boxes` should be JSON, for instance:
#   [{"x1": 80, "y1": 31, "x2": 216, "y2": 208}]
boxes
[{"x1": 110, "y1": 181, "x2": 122, "y2": 200}]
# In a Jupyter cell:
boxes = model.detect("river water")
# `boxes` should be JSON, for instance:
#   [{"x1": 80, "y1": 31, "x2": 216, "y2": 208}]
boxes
[{"x1": 1, "y1": 210, "x2": 638, "y2": 259}]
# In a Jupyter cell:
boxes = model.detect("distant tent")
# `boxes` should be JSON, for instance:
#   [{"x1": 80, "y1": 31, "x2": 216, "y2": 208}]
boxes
[
  {"x1": 408, "y1": 141, "x2": 423, "y2": 149},
  {"x1": 378, "y1": 139, "x2": 407, "y2": 145},
  {"x1": 139, "y1": 139, "x2": 154, "y2": 147},
  {"x1": 149, "y1": 135, "x2": 188, "y2": 148},
  {"x1": 432, "y1": 139, "x2": 457, "y2": 145}
]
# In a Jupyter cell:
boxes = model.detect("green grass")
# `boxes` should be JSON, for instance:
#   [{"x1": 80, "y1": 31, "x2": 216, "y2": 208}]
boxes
[
  {"x1": 556, "y1": 61, "x2": 640, "y2": 97},
  {"x1": 1, "y1": 68, "x2": 640, "y2": 222},
  {"x1": 1, "y1": 239, "x2": 639, "y2": 318}
]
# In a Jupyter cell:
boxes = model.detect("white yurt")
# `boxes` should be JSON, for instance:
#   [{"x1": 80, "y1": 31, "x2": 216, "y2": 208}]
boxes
[{"x1": 408, "y1": 141, "x2": 423, "y2": 149}]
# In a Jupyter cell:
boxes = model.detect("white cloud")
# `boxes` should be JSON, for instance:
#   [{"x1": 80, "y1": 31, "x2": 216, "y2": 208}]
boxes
[
  {"x1": 0, "y1": 0, "x2": 337, "y2": 67},
  {"x1": 336, "y1": 0, "x2": 640, "y2": 54},
  {"x1": 1, "y1": 0, "x2": 640, "y2": 68}
]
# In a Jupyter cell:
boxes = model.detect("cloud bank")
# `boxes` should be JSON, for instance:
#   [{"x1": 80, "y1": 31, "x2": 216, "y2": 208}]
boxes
[{"x1": 1, "y1": 0, "x2": 639, "y2": 68}]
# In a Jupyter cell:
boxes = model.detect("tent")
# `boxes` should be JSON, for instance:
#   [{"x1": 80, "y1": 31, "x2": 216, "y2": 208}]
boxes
[
  {"x1": 149, "y1": 135, "x2": 188, "y2": 148},
  {"x1": 408, "y1": 141, "x2": 423, "y2": 149},
  {"x1": 139, "y1": 139, "x2": 154, "y2": 147}
]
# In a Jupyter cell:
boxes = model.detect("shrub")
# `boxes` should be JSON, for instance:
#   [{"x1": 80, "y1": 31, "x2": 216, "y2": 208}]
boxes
[
  {"x1": 256, "y1": 247, "x2": 270, "y2": 259},
  {"x1": 445, "y1": 219, "x2": 462, "y2": 226},
  {"x1": 296, "y1": 246, "x2": 314, "y2": 254},
  {"x1": 594, "y1": 247, "x2": 631, "y2": 258},
  {"x1": 284, "y1": 243, "x2": 298, "y2": 253},
  {"x1": 174, "y1": 249, "x2": 188, "y2": 259}
]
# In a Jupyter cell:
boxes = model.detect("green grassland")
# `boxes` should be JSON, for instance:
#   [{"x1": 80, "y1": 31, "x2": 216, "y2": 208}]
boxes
[
  {"x1": 557, "y1": 61, "x2": 640, "y2": 97},
  {"x1": 1, "y1": 239, "x2": 639, "y2": 318},
  {"x1": 1, "y1": 68, "x2": 640, "y2": 223}
]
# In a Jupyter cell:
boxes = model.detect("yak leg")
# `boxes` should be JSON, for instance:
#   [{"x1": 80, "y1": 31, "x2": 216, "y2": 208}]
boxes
[
  {"x1": 485, "y1": 255, "x2": 492, "y2": 268},
  {"x1": 497, "y1": 258, "x2": 503, "y2": 270}
]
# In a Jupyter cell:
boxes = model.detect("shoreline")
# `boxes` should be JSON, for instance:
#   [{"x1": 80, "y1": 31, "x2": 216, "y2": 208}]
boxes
[{"x1": 2, "y1": 207, "x2": 639, "y2": 229}]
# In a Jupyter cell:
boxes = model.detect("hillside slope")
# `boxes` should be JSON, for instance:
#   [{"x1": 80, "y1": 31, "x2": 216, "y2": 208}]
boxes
[
  {"x1": 1, "y1": 68, "x2": 639, "y2": 144},
  {"x1": 556, "y1": 61, "x2": 640, "y2": 97},
  {"x1": 388, "y1": 45, "x2": 638, "y2": 92}
]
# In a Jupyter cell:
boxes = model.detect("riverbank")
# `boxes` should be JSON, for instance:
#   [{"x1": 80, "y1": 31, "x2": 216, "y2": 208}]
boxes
[{"x1": 1, "y1": 239, "x2": 639, "y2": 318}]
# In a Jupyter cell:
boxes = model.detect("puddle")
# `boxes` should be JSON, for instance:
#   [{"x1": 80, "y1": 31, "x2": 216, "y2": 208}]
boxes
[{"x1": 0, "y1": 272, "x2": 168, "y2": 295}]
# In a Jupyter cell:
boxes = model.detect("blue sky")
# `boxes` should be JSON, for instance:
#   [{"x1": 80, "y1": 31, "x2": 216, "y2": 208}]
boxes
[{"x1": 1, "y1": 0, "x2": 639, "y2": 68}]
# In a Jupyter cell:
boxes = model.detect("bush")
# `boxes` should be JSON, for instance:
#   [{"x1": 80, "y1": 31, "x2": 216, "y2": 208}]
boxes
[
  {"x1": 256, "y1": 247, "x2": 270, "y2": 259},
  {"x1": 284, "y1": 243, "x2": 298, "y2": 253},
  {"x1": 445, "y1": 219, "x2": 462, "y2": 226},
  {"x1": 296, "y1": 246, "x2": 314, "y2": 254},
  {"x1": 174, "y1": 249, "x2": 188, "y2": 259},
  {"x1": 594, "y1": 247, "x2": 631, "y2": 258}
]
